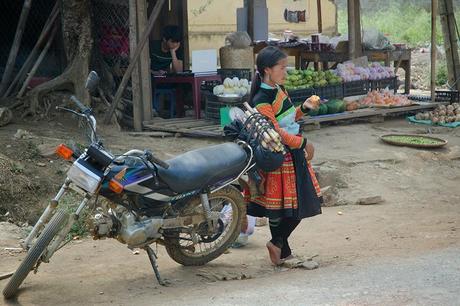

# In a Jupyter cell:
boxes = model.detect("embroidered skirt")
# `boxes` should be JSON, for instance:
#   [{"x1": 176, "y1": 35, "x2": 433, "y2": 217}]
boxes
[{"x1": 245, "y1": 149, "x2": 322, "y2": 220}]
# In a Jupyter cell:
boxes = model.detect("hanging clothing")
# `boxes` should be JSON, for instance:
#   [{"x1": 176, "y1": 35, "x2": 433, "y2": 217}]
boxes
[{"x1": 245, "y1": 83, "x2": 322, "y2": 220}]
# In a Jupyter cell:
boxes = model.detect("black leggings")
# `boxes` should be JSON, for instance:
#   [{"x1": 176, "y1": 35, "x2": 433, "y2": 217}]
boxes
[{"x1": 269, "y1": 218, "x2": 301, "y2": 259}]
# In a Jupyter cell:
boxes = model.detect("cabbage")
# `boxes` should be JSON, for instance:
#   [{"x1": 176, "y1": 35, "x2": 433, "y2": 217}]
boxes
[
  {"x1": 223, "y1": 77, "x2": 233, "y2": 88},
  {"x1": 213, "y1": 85, "x2": 225, "y2": 95},
  {"x1": 239, "y1": 78, "x2": 249, "y2": 87},
  {"x1": 239, "y1": 86, "x2": 248, "y2": 96},
  {"x1": 223, "y1": 87, "x2": 235, "y2": 95},
  {"x1": 232, "y1": 77, "x2": 240, "y2": 87}
]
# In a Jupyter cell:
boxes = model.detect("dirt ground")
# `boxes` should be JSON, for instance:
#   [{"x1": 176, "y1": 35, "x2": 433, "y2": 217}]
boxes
[{"x1": 0, "y1": 113, "x2": 460, "y2": 305}]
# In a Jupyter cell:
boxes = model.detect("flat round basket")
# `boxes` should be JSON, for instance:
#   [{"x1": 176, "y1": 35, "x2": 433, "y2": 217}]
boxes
[
  {"x1": 217, "y1": 94, "x2": 244, "y2": 103},
  {"x1": 380, "y1": 134, "x2": 448, "y2": 149}
]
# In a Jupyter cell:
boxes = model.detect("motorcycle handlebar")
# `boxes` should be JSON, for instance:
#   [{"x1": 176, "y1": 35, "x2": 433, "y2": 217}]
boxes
[
  {"x1": 70, "y1": 95, "x2": 90, "y2": 114},
  {"x1": 69, "y1": 95, "x2": 97, "y2": 143}
]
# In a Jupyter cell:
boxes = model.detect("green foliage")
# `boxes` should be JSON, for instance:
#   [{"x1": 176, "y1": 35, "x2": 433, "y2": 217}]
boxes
[
  {"x1": 59, "y1": 191, "x2": 90, "y2": 238},
  {"x1": 337, "y1": 1, "x2": 450, "y2": 47},
  {"x1": 436, "y1": 62, "x2": 448, "y2": 86}
]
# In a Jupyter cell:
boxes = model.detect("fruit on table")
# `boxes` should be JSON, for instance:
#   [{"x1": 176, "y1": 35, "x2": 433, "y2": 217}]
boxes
[
  {"x1": 336, "y1": 62, "x2": 396, "y2": 82},
  {"x1": 325, "y1": 99, "x2": 346, "y2": 114},
  {"x1": 306, "y1": 98, "x2": 347, "y2": 116},
  {"x1": 346, "y1": 101, "x2": 360, "y2": 111},
  {"x1": 310, "y1": 95, "x2": 320, "y2": 103},
  {"x1": 360, "y1": 90, "x2": 412, "y2": 106},
  {"x1": 318, "y1": 103, "x2": 328, "y2": 115},
  {"x1": 284, "y1": 69, "x2": 342, "y2": 91},
  {"x1": 415, "y1": 103, "x2": 460, "y2": 125}
]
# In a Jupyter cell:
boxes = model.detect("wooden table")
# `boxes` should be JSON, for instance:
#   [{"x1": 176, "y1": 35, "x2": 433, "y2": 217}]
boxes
[
  {"x1": 300, "y1": 49, "x2": 412, "y2": 94},
  {"x1": 153, "y1": 74, "x2": 221, "y2": 119},
  {"x1": 254, "y1": 42, "x2": 412, "y2": 94},
  {"x1": 300, "y1": 51, "x2": 348, "y2": 70}
]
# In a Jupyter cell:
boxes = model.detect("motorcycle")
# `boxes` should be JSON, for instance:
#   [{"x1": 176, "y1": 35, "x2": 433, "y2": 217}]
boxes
[{"x1": 3, "y1": 72, "x2": 256, "y2": 299}]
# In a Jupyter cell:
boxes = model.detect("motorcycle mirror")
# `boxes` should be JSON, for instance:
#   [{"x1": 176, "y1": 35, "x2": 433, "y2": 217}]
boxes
[{"x1": 85, "y1": 71, "x2": 100, "y2": 94}]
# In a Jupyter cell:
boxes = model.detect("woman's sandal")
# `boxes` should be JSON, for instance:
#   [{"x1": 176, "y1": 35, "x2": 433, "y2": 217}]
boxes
[{"x1": 281, "y1": 255, "x2": 319, "y2": 270}]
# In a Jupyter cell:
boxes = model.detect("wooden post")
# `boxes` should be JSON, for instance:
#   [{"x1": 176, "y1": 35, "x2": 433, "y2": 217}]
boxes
[
  {"x1": 181, "y1": 0, "x2": 190, "y2": 70},
  {"x1": 137, "y1": 0, "x2": 153, "y2": 122},
  {"x1": 104, "y1": 0, "x2": 166, "y2": 125},
  {"x1": 439, "y1": 0, "x2": 460, "y2": 92},
  {"x1": 347, "y1": 0, "x2": 362, "y2": 59},
  {"x1": 129, "y1": 0, "x2": 143, "y2": 131},
  {"x1": 247, "y1": 0, "x2": 254, "y2": 41},
  {"x1": 317, "y1": 0, "x2": 323, "y2": 33},
  {"x1": 17, "y1": 26, "x2": 57, "y2": 98},
  {"x1": 3, "y1": 2, "x2": 59, "y2": 98},
  {"x1": 431, "y1": 0, "x2": 438, "y2": 102},
  {"x1": 0, "y1": 0, "x2": 33, "y2": 96}
]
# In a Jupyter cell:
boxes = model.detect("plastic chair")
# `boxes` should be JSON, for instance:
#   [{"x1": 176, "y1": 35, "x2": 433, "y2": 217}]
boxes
[{"x1": 153, "y1": 88, "x2": 176, "y2": 118}]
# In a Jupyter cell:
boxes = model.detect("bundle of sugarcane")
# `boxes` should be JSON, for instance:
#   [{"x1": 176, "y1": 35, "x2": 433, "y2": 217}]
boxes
[{"x1": 242, "y1": 102, "x2": 285, "y2": 153}]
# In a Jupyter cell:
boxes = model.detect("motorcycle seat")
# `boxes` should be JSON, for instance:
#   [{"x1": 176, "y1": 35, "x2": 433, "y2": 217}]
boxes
[{"x1": 158, "y1": 143, "x2": 248, "y2": 193}]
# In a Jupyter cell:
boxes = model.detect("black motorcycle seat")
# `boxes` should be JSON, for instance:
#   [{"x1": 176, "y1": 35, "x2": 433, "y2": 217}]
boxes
[{"x1": 158, "y1": 143, "x2": 247, "y2": 193}]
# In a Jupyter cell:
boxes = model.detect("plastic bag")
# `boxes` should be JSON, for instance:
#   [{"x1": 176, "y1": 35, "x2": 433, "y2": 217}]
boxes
[
  {"x1": 225, "y1": 32, "x2": 252, "y2": 49},
  {"x1": 362, "y1": 29, "x2": 394, "y2": 51}
]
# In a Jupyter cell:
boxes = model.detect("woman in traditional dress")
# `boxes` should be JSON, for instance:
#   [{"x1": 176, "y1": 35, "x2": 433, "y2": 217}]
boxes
[{"x1": 245, "y1": 46, "x2": 322, "y2": 265}]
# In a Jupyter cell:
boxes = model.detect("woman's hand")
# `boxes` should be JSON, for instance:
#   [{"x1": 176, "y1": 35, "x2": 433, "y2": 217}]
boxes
[
  {"x1": 303, "y1": 95, "x2": 320, "y2": 110},
  {"x1": 304, "y1": 143, "x2": 315, "y2": 161}
]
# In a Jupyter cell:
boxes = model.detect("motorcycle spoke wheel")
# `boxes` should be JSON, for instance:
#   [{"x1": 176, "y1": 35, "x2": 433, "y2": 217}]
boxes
[{"x1": 164, "y1": 186, "x2": 245, "y2": 266}]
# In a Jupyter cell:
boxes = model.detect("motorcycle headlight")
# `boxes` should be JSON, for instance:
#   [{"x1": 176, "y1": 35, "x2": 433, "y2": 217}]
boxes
[{"x1": 67, "y1": 161, "x2": 102, "y2": 194}]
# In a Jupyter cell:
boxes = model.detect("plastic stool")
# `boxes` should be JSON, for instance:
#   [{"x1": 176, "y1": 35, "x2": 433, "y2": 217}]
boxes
[{"x1": 153, "y1": 88, "x2": 176, "y2": 118}]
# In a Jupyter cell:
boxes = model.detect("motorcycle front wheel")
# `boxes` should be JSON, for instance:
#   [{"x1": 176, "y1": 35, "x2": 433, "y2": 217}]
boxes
[
  {"x1": 164, "y1": 186, "x2": 245, "y2": 266},
  {"x1": 3, "y1": 209, "x2": 69, "y2": 299}
]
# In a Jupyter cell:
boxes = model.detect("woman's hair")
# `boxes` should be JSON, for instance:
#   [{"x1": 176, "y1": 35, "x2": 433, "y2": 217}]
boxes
[{"x1": 248, "y1": 46, "x2": 287, "y2": 106}]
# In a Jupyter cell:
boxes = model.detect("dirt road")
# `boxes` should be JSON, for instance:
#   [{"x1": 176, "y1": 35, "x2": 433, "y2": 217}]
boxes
[{"x1": 1, "y1": 117, "x2": 459, "y2": 305}]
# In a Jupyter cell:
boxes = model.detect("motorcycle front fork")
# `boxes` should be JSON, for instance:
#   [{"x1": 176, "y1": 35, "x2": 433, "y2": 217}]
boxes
[{"x1": 22, "y1": 178, "x2": 91, "y2": 260}]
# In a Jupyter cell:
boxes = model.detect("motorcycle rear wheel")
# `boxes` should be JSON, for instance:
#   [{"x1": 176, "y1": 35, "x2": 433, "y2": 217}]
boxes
[
  {"x1": 164, "y1": 186, "x2": 245, "y2": 266},
  {"x1": 3, "y1": 209, "x2": 69, "y2": 299}
]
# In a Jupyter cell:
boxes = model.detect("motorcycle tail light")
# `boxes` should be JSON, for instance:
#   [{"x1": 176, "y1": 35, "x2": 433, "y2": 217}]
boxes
[
  {"x1": 56, "y1": 144, "x2": 74, "y2": 160},
  {"x1": 109, "y1": 179, "x2": 123, "y2": 194}
]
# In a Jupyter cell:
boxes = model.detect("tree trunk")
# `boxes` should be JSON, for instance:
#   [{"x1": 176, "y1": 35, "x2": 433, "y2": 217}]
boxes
[{"x1": 24, "y1": 0, "x2": 93, "y2": 116}]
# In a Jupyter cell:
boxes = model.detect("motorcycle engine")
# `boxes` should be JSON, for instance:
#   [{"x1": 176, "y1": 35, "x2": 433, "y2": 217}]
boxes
[
  {"x1": 90, "y1": 208, "x2": 163, "y2": 247},
  {"x1": 117, "y1": 212, "x2": 163, "y2": 247},
  {"x1": 89, "y1": 209, "x2": 119, "y2": 239}
]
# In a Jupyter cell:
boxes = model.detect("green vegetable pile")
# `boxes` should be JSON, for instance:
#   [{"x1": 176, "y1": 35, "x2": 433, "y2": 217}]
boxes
[
  {"x1": 285, "y1": 69, "x2": 342, "y2": 91},
  {"x1": 382, "y1": 135, "x2": 444, "y2": 145},
  {"x1": 308, "y1": 99, "x2": 346, "y2": 116}
]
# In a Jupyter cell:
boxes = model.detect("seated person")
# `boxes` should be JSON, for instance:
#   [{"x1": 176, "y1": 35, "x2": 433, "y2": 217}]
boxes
[{"x1": 150, "y1": 25, "x2": 183, "y2": 75}]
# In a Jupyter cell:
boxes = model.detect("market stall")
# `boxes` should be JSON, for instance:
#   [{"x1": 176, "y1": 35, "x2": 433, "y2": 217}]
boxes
[
  {"x1": 253, "y1": 41, "x2": 412, "y2": 94},
  {"x1": 136, "y1": 0, "x2": 460, "y2": 135}
]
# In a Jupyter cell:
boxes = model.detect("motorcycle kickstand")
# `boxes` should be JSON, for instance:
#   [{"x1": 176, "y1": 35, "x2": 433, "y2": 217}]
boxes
[{"x1": 143, "y1": 246, "x2": 167, "y2": 286}]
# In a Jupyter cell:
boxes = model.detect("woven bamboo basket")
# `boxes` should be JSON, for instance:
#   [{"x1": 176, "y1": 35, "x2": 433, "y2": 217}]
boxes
[{"x1": 219, "y1": 46, "x2": 255, "y2": 70}]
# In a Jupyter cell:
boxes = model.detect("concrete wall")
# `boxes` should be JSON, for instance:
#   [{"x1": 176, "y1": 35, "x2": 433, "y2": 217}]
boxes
[{"x1": 187, "y1": 0, "x2": 337, "y2": 55}]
